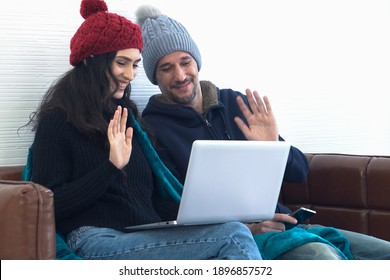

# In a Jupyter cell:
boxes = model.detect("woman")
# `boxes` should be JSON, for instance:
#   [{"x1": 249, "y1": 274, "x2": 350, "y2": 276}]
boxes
[{"x1": 26, "y1": 0, "x2": 261, "y2": 260}]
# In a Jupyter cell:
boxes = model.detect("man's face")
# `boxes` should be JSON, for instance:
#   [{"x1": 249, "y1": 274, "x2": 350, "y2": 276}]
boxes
[{"x1": 155, "y1": 51, "x2": 200, "y2": 105}]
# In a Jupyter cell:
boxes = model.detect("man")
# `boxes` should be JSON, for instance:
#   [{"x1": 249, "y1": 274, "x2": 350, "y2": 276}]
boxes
[{"x1": 135, "y1": 5, "x2": 390, "y2": 259}]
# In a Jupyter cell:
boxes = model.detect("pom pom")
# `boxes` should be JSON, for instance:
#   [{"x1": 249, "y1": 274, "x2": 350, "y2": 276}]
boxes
[
  {"x1": 135, "y1": 5, "x2": 162, "y2": 26},
  {"x1": 80, "y1": 0, "x2": 108, "y2": 19}
]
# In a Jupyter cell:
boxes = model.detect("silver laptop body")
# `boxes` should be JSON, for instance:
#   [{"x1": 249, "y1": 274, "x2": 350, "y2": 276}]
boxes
[{"x1": 126, "y1": 140, "x2": 290, "y2": 231}]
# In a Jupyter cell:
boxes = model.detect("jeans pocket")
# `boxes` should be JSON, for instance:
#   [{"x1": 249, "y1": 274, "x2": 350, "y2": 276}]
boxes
[{"x1": 67, "y1": 226, "x2": 95, "y2": 251}]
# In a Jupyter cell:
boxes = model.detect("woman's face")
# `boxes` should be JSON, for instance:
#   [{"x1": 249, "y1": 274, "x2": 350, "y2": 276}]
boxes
[{"x1": 110, "y1": 48, "x2": 141, "y2": 99}]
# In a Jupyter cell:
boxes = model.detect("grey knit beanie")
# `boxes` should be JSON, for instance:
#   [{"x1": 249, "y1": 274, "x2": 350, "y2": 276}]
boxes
[{"x1": 135, "y1": 5, "x2": 202, "y2": 85}]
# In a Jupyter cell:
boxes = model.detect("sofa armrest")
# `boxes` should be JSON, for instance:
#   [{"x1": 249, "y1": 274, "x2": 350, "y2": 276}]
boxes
[{"x1": 0, "y1": 180, "x2": 56, "y2": 260}]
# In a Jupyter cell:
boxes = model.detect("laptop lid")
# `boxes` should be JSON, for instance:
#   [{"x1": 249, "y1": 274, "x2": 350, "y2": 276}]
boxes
[
  {"x1": 125, "y1": 140, "x2": 290, "y2": 231},
  {"x1": 176, "y1": 140, "x2": 291, "y2": 225}
]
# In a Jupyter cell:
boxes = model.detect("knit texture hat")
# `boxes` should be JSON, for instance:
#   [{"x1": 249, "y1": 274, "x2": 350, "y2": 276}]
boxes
[
  {"x1": 135, "y1": 5, "x2": 202, "y2": 85},
  {"x1": 70, "y1": 0, "x2": 143, "y2": 66}
]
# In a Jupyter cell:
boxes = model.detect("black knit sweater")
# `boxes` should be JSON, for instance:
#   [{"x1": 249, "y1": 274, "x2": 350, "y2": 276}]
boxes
[{"x1": 31, "y1": 108, "x2": 178, "y2": 236}]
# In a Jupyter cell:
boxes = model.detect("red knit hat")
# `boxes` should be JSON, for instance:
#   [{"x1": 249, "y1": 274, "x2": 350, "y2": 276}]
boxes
[{"x1": 70, "y1": 0, "x2": 143, "y2": 66}]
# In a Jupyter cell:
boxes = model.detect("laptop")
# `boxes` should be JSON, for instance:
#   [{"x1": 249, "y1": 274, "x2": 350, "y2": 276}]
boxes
[{"x1": 125, "y1": 140, "x2": 291, "y2": 231}]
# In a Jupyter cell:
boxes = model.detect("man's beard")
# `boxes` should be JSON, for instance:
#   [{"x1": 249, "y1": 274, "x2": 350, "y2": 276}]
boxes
[{"x1": 167, "y1": 79, "x2": 198, "y2": 105}]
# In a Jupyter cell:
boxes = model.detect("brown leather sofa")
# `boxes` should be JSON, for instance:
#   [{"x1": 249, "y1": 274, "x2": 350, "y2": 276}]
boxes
[
  {"x1": 1, "y1": 153, "x2": 389, "y2": 259},
  {"x1": 0, "y1": 166, "x2": 56, "y2": 260},
  {"x1": 280, "y1": 153, "x2": 390, "y2": 242}
]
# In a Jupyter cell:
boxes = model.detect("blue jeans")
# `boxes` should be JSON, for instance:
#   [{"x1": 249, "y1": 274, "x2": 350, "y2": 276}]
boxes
[
  {"x1": 279, "y1": 224, "x2": 390, "y2": 260},
  {"x1": 66, "y1": 222, "x2": 262, "y2": 260},
  {"x1": 277, "y1": 242, "x2": 344, "y2": 260},
  {"x1": 337, "y1": 228, "x2": 390, "y2": 260}
]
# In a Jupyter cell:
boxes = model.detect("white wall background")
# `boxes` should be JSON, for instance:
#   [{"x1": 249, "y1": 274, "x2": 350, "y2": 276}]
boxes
[{"x1": 1, "y1": 0, "x2": 390, "y2": 166}]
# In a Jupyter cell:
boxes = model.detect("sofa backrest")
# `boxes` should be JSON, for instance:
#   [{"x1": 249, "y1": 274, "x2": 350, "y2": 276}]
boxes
[
  {"x1": 0, "y1": 166, "x2": 23, "y2": 181},
  {"x1": 280, "y1": 153, "x2": 390, "y2": 242}
]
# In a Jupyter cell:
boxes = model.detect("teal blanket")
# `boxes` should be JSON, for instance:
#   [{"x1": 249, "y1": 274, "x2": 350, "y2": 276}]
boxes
[
  {"x1": 254, "y1": 226, "x2": 353, "y2": 260},
  {"x1": 56, "y1": 234, "x2": 83, "y2": 260}
]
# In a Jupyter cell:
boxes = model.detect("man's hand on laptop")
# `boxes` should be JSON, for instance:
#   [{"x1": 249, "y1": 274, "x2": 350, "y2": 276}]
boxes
[{"x1": 245, "y1": 213, "x2": 297, "y2": 235}]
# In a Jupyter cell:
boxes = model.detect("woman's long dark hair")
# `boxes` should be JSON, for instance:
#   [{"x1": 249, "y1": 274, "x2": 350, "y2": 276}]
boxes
[{"x1": 26, "y1": 51, "x2": 151, "y2": 138}]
